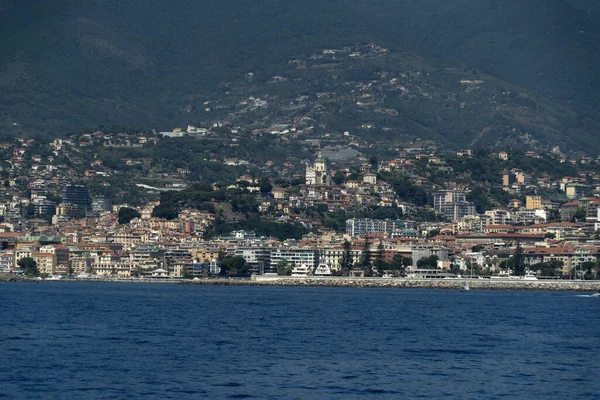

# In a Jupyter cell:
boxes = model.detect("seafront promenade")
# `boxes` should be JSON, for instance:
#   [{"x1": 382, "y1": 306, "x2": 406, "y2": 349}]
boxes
[{"x1": 3, "y1": 273, "x2": 600, "y2": 291}]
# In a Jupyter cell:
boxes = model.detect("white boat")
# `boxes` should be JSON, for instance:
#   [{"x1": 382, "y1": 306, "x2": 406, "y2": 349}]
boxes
[
  {"x1": 291, "y1": 264, "x2": 311, "y2": 276},
  {"x1": 461, "y1": 282, "x2": 470, "y2": 291},
  {"x1": 46, "y1": 275, "x2": 62, "y2": 281},
  {"x1": 314, "y1": 263, "x2": 331, "y2": 276}
]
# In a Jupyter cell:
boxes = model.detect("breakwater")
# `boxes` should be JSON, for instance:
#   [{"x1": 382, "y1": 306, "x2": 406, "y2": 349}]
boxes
[
  {"x1": 0, "y1": 274, "x2": 38, "y2": 282},
  {"x1": 184, "y1": 276, "x2": 600, "y2": 291},
  {"x1": 3, "y1": 273, "x2": 599, "y2": 291}
]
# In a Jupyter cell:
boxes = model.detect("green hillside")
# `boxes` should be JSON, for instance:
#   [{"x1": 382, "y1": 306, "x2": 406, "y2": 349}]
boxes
[{"x1": 1, "y1": 0, "x2": 599, "y2": 152}]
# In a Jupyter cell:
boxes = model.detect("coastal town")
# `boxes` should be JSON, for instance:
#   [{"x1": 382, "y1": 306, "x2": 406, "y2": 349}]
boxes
[{"x1": 1, "y1": 123, "x2": 600, "y2": 283}]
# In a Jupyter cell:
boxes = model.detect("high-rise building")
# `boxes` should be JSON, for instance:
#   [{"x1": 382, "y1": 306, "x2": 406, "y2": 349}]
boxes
[
  {"x1": 434, "y1": 191, "x2": 476, "y2": 221},
  {"x1": 61, "y1": 184, "x2": 90, "y2": 207}
]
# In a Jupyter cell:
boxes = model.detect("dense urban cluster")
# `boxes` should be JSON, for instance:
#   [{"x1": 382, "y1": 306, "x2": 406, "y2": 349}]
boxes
[{"x1": 1, "y1": 123, "x2": 600, "y2": 282}]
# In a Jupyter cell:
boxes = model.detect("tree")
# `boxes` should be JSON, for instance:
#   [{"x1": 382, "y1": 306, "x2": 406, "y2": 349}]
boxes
[
  {"x1": 374, "y1": 242, "x2": 386, "y2": 276},
  {"x1": 118, "y1": 207, "x2": 141, "y2": 224},
  {"x1": 339, "y1": 240, "x2": 353, "y2": 274},
  {"x1": 571, "y1": 207, "x2": 586, "y2": 223},
  {"x1": 333, "y1": 170, "x2": 345, "y2": 185},
  {"x1": 181, "y1": 266, "x2": 193, "y2": 279},
  {"x1": 513, "y1": 240, "x2": 525, "y2": 276},
  {"x1": 426, "y1": 228, "x2": 441, "y2": 239},
  {"x1": 276, "y1": 259, "x2": 292, "y2": 276},
  {"x1": 217, "y1": 248, "x2": 227, "y2": 262},
  {"x1": 18, "y1": 257, "x2": 38, "y2": 276},
  {"x1": 417, "y1": 255, "x2": 439, "y2": 269},
  {"x1": 219, "y1": 256, "x2": 249, "y2": 277},
  {"x1": 529, "y1": 260, "x2": 563, "y2": 277},
  {"x1": 472, "y1": 244, "x2": 484, "y2": 252},
  {"x1": 259, "y1": 178, "x2": 272, "y2": 194},
  {"x1": 360, "y1": 237, "x2": 372, "y2": 275},
  {"x1": 45, "y1": 192, "x2": 62, "y2": 204},
  {"x1": 152, "y1": 204, "x2": 179, "y2": 220},
  {"x1": 579, "y1": 261, "x2": 598, "y2": 280},
  {"x1": 369, "y1": 155, "x2": 378, "y2": 167},
  {"x1": 389, "y1": 254, "x2": 411, "y2": 273}
]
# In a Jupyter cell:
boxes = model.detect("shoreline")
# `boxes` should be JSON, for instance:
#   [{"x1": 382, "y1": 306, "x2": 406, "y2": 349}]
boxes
[
  {"x1": 202, "y1": 276, "x2": 600, "y2": 291},
  {"x1": 2, "y1": 274, "x2": 599, "y2": 291}
]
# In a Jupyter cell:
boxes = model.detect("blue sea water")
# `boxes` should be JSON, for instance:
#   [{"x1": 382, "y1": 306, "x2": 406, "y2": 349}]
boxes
[{"x1": 0, "y1": 283, "x2": 599, "y2": 399}]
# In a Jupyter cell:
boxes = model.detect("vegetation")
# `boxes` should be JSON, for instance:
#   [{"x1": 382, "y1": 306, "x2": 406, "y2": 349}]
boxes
[
  {"x1": 339, "y1": 240, "x2": 354, "y2": 274},
  {"x1": 276, "y1": 259, "x2": 293, "y2": 276},
  {"x1": 359, "y1": 238, "x2": 372, "y2": 276},
  {"x1": 118, "y1": 207, "x2": 141, "y2": 225},
  {"x1": 17, "y1": 257, "x2": 38, "y2": 276},
  {"x1": 219, "y1": 256, "x2": 249, "y2": 277},
  {"x1": 529, "y1": 261, "x2": 563, "y2": 277},
  {"x1": 206, "y1": 216, "x2": 308, "y2": 241},
  {"x1": 2, "y1": 1, "x2": 600, "y2": 153},
  {"x1": 417, "y1": 255, "x2": 439, "y2": 269}
]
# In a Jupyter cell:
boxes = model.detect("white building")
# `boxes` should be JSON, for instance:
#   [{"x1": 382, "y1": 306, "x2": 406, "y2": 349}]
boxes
[{"x1": 305, "y1": 152, "x2": 331, "y2": 185}]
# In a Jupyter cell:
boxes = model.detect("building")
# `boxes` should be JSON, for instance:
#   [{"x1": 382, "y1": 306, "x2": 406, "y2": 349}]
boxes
[
  {"x1": 270, "y1": 248, "x2": 318, "y2": 271},
  {"x1": 363, "y1": 173, "x2": 377, "y2": 184},
  {"x1": 39, "y1": 244, "x2": 70, "y2": 271},
  {"x1": 32, "y1": 198, "x2": 56, "y2": 217},
  {"x1": 434, "y1": 191, "x2": 476, "y2": 221},
  {"x1": 502, "y1": 173, "x2": 516, "y2": 187},
  {"x1": 55, "y1": 203, "x2": 79, "y2": 220},
  {"x1": 320, "y1": 247, "x2": 362, "y2": 271},
  {"x1": 483, "y1": 209, "x2": 512, "y2": 226},
  {"x1": 410, "y1": 245, "x2": 449, "y2": 267},
  {"x1": 346, "y1": 218, "x2": 416, "y2": 238},
  {"x1": 32, "y1": 252, "x2": 57, "y2": 275},
  {"x1": 92, "y1": 196, "x2": 112, "y2": 216},
  {"x1": 305, "y1": 152, "x2": 331, "y2": 186},
  {"x1": 61, "y1": 184, "x2": 90, "y2": 207},
  {"x1": 565, "y1": 184, "x2": 589, "y2": 200},
  {"x1": 0, "y1": 252, "x2": 14, "y2": 273},
  {"x1": 526, "y1": 196, "x2": 542, "y2": 210},
  {"x1": 234, "y1": 246, "x2": 272, "y2": 274}
]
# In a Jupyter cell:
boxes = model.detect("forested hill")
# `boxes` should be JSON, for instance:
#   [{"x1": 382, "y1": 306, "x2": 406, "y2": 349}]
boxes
[{"x1": 1, "y1": 0, "x2": 599, "y2": 151}]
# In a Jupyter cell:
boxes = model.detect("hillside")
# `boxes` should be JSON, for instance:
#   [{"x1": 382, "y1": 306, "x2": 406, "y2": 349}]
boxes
[
  {"x1": 175, "y1": 44, "x2": 600, "y2": 153},
  {"x1": 0, "y1": 0, "x2": 599, "y2": 152}
]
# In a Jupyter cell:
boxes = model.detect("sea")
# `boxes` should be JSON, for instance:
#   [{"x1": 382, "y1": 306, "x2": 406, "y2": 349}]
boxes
[{"x1": 0, "y1": 282, "x2": 598, "y2": 399}]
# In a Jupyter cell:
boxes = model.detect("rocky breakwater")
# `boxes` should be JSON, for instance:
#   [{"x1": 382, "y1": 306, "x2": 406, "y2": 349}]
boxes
[
  {"x1": 184, "y1": 276, "x2": 600, "y2": 291},
  {"x1": 0, "y1": 274, "x2": 38, "y2": 282}
]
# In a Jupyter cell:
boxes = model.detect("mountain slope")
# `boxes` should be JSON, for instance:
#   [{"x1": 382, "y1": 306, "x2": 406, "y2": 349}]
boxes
[
  {"x1": 179, "y1": 44, "x2": 600, "y2": 153},
  {"x1": 0, "y1": 0, "x2": 599, "y2": 152}
]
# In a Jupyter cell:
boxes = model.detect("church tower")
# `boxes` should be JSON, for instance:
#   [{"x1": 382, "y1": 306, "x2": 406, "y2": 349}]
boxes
[{"x1": 306, "y1": 152, "x2": 330, "y2": 185}]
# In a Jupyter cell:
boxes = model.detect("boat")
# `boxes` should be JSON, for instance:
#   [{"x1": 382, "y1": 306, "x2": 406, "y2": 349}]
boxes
[
  {"x1": 291, "y1": 264, "x2": 311, "y2": 276},
  {"x1": 461, "y1": 282, "x2": 470, "y2": 292},
  {"x1": 46, "y1": 275, "x2": 62, "y2": 281},
  {"x1": 592, "y1": 293, "x2": 600, "y2": 297},
  {"x1": 313, "y1": 263, "x2": 332, "y2": 276}
]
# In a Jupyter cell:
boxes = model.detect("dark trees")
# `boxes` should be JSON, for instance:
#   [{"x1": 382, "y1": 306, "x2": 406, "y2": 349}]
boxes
[{"x1": 118, "y1": 207, "x2": 141, "y2": 224}]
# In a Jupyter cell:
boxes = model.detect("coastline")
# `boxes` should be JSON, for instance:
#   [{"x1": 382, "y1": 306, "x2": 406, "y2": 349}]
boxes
[
  {"x1": 188, "y1": 276, "x2": 600, "y2": 291},
  {"x1": 2, "y1": 274, "x2": 599, "y2": 291}
]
